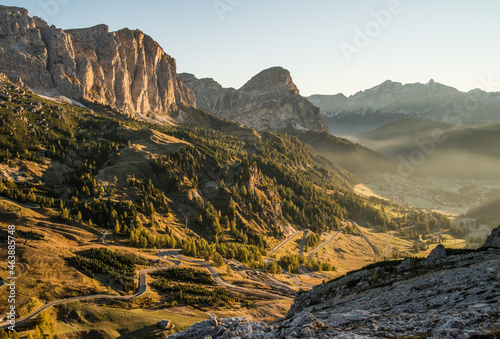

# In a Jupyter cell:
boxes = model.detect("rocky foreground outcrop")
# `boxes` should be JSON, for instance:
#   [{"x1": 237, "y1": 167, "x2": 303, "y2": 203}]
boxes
[
  {"x1": 179, "y1": 67, "x2": 329, "y2": 132},
  {"x1": 168, "y1": 238, "x2": 500, "y2": 338},
  {"x1": 0, "y1": 6, "x2": 195, "y2": 117}
]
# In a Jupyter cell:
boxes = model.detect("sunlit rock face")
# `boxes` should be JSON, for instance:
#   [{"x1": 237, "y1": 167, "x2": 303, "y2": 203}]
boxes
[
  {"x1": 180, "y1": 67, "x2": 329, "y2": 132},
  {"x1": 0, "y1": 5, "x2": 195, "y2": 117}
]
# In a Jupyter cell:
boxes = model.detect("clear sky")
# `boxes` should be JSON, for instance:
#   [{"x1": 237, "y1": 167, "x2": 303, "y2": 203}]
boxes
[{"x1": 4, "y1": 0, "x2": 500, "y2": 96}]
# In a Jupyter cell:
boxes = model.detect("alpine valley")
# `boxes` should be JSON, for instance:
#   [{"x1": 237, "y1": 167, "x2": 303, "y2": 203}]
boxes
[{"x1": 0, "y1": 5, "x2": 498, "y2": 339}]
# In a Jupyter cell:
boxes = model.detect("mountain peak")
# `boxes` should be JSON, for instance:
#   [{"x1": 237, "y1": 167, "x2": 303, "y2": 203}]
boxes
[
  {"x1": 371, "y1": 80, "x2": 403, "y2": 91},
  {"x1": 240, "y1": 66, "x2": 299, "y2": 94},
  {"x1": 181, "y1": 67, "x2": 328, "y2": 132}
]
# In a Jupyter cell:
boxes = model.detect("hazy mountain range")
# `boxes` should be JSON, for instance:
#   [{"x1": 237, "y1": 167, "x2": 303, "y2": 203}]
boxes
[{"x1": 308, "y1": 80, "x2": 500, "y2": 136}]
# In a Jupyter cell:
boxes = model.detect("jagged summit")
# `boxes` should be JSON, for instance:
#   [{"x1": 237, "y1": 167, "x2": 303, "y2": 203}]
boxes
[
  {"x1": 180, "y1": 67, "x2": 328, "y2": 132},
  {"x1": 66, "y1": 23, "x2": 110, "y2": 34},
  {"x1": 0, "y1": 5, "x2": 195, "y2": 118},
  {"x1": 240, "y1": 66, "x2": 299, "y2": 94}
]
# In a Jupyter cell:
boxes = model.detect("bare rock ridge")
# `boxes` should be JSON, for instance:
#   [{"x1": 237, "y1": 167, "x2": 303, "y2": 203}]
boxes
[
  {"x1": 178, "y1": 73, "x2": 227, "y2": 114},
  {"x1": 0, "y1": 5, "x2": 195, "y2": 117},
  {"x1": 179, "y1": 67, "x2": 329, "y2": 132},
  {"x1": 168, "y1": 232, "x2": 500, "y2": 338}
]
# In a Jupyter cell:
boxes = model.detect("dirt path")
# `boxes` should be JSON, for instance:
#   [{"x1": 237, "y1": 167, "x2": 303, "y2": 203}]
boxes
[{"x1": 382, "y1": 233, "x2": 394, "y2": 258}]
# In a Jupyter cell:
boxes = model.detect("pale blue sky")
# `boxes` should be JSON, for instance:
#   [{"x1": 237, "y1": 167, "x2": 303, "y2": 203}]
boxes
[{"x1": 4, "y1": 0, "x2": 500, "y2": 95}]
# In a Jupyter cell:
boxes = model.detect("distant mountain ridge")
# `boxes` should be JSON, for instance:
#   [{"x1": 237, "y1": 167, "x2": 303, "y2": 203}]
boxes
[
  {"x1": 179, "y1": 67, "x2": 329, "y2": 133},
  {"x1": 308, "y1": 80, "x2": 500, "y2": 136},
  {"x1": 0, "y1": 5, "x2": 195, "y2": 118}
]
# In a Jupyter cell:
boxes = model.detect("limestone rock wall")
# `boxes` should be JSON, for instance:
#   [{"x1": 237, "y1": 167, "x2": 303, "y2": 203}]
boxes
[{"x1": 0, "y1": 5, "x2": 195, "y2": 117}]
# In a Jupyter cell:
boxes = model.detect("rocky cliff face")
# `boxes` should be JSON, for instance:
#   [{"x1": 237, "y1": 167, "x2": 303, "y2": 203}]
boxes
[
  {"x1": 179, "y1": 67, "x2": 329, "y2": 132},
  {"x1": 168, "y1": 235, "x2": 500, "y2": 338},
  {"x1": 308, "y1": 80, "x2": 500, "y2": 136},
  {"x1": 0, "y1": 5, "x2": 195, "y2": 117},
  {"x1": 178, "y1": 73, "x2": 228, "y2": 114}
]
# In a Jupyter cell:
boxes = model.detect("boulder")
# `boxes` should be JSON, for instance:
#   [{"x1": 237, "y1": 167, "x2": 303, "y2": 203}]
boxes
[
  {"x1": 427, "y1": 244, "x2": 447, "y2": 260},
  {"x1": 482, "y1": 225, "x2": 500, "y2": 248}
]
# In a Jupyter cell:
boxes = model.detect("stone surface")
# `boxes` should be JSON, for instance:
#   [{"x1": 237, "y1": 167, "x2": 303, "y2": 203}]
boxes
[
  {"x1": 482, "y1": 225, "x2": 500, "y2": 248},
  {"x1": 179, "y1": 67, "x2": 329, "y2": 132},
  {"x1": 0, "y1": 5, "x2": 195, "y2": 118},
  {"x1": 209, "y1": 315, "x2": 221, "y2": 327},
  {"x1": 427, "y1": 244, "x2": 447, "y2": 261}
]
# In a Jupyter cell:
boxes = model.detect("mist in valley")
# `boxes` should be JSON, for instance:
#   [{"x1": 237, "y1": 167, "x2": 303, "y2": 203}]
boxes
[{"x1": 344, "y1": 118, "x2": 500, "y2": 233}]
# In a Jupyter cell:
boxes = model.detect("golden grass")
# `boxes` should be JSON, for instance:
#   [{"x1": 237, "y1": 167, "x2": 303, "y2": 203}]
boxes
[
  {"x1": 0, "y1": 220, "x2": 113, "y2": 318},
  {"x1": 354, "y1": 184, "x2": 388, "y2": 201},
  {"x1": 311, "y1": 233, "x2": 377, "y2": 276},
  {"x1": 35, "y1": 302, "x2": 208, "y2": 338}
]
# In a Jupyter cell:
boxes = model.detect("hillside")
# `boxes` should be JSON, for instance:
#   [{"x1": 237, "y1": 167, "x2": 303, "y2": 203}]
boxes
[
  {"x1": 467, "y1": 194, "x2": 500, "y2": 226},
  {"x1": 167, "y1": 236, "x2": 500, "y2": 338},
  {"x1": 0, "y1": 72, "x2": 376, "y2": 241},
  {"x1": 1, "y1": 66, "x2": 478, "y2": 337},
  {"x1": 1, "y1": 3, "x2": 498, "y2": 339},
  {"x1": 308, "y1": 80, "x2": 500, "y2": 136},
  {"x1": 0, "y1": 69, "x2": 428, "y2": 337}
]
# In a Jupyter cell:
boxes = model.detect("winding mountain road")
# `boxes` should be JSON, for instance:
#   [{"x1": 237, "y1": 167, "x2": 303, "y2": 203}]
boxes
[
  {"x1": 0, "y1": 258, "x2": 180, "y2": 328},
  {"x1": 1, "y1": 230, "x2": 183, "y2": 329},
  {"x1": 269, "y1": 231, "x2": 302, "y2": 256},
  {"x1": 382, "y1": 233, "x2": 394, "y2": 258},
  {"x1": 285, "y1": 274, "x2": 317, "y2": 287},
  {"x1": 1, "y1": 222, "x2": 298, "y2": 329},
  {"x1": 307, "y1": 227, "x2": 346, "y2": 256},
  {"x1": 159, "y1": 250, "x2": 294, "y2": 300}
]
